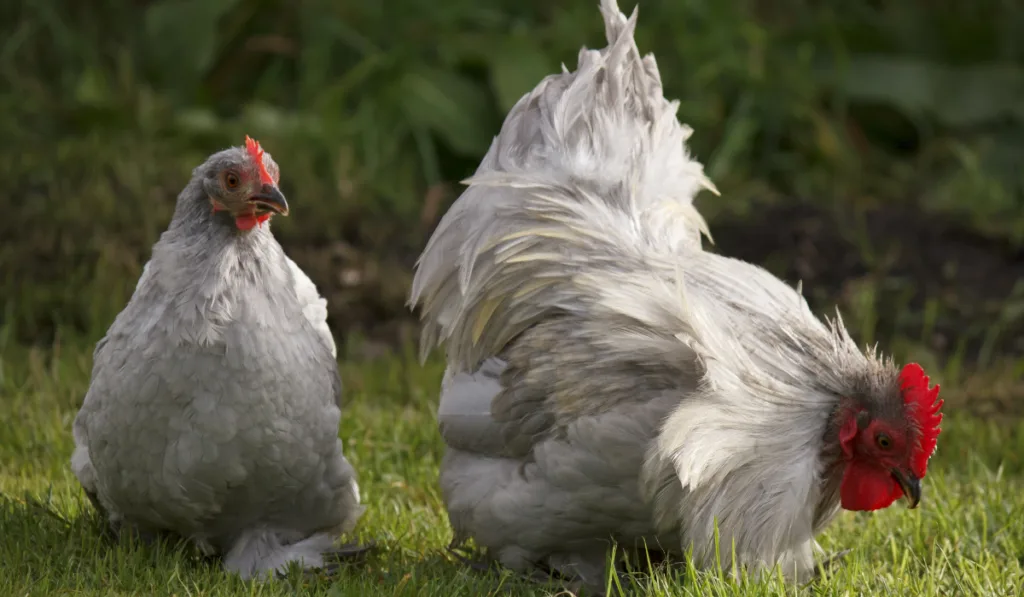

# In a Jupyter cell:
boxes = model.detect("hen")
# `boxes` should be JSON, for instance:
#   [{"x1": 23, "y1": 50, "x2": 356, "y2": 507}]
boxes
[{"x1": 72, "y1": 137, "x2": 369, "y2": 579}]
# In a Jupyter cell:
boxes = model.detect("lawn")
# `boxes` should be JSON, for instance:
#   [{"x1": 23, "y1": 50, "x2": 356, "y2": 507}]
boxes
[{"x1": 1, "y1": 339, "x2": 1022, "y2": 596}]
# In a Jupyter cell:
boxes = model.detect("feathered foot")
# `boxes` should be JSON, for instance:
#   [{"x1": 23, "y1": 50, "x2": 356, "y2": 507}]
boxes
[{"x1": 225, "y1": 529, "x2": 375, "y2": 581}]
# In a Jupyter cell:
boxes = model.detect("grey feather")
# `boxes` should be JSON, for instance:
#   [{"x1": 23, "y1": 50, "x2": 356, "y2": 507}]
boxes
[
  {"x1": 71, "y1": 143, "x2": 362, "y2": 579},
  {"x1": 411, "y1": 0, "x2": 899, "y2": 590}
]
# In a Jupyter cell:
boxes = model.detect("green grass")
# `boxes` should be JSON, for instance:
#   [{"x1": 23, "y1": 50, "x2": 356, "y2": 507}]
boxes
[{"x1": 2, "y1": 340, "x2": 1022, "y2": 596}]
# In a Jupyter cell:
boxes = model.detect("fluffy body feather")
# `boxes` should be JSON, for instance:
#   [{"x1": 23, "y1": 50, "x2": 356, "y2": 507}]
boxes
[
  {"x1": 71, "y1": 145, "x2": 362, "y2": 579},
  {"x1": 411, "y1": 0, "x2": 939, "y2": 588}
]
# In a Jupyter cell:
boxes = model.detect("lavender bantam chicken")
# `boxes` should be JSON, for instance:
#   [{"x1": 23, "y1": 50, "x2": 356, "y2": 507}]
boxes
[
  {"x1": 71, "y1": 137, "x2": 368, "y2": 579},
  {"x1": 409, "y1": 0, "x2": 943, "y2": 589}
]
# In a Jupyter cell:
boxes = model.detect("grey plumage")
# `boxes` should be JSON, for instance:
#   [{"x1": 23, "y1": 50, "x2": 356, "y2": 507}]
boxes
[
  {"x1": 71, "y1": 143, "x2": 363, "y2": 579},
  {"x1": 411, "y1": 0, "x2": 920, "y2": 589}
]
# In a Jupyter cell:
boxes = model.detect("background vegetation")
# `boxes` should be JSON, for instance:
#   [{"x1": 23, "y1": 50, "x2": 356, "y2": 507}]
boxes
[{"x1": 1, "y1": 0, "x2": 1022, "y2": 594}]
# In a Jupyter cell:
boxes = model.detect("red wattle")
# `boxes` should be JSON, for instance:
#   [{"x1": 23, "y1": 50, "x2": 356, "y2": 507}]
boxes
[
  {"x1": 234, "y1": 213, "x2": 271, "y2": 231},
  {"x1": 840, "y1": 460, "x2": 903, "y2": 511}
]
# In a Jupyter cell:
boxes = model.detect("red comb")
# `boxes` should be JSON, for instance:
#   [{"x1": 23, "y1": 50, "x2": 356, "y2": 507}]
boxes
[
  {"x1": 244, "y1": 135, "x2": 275, "y2": 186},
  {"x1": 899, "y1": 363, "x2": 943, "y2": 478}
]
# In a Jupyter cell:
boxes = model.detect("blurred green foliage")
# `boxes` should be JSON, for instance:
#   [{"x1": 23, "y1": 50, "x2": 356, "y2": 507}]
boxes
[{"x1": 1, "y1": 0, "x2": 1023, "y2": 364}]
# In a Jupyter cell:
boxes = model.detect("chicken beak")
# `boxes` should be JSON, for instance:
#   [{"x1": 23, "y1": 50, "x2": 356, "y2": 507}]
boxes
[
  {"x1": 891, "y1": 468, "x2": 921, "y2": 509},
  {"x1": 249, "y1": 184, "x2": 289, "y2": 216}
]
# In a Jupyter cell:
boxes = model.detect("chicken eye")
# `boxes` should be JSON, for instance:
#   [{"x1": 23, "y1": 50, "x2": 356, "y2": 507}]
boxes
[
  {"x1": 876, "y1": 433, "x2": 892, "y2": 449},
  {"x1": 225, "y1": 172, "x2": 240, "y2": 189}
]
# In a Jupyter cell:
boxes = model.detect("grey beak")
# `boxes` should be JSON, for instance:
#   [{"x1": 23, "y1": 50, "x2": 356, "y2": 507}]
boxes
[
  {"x1": 891, "y1": 468, "x2": 921, "y2": 509},
  {"x1": 249, "y1": 184, "x2": 289, "y2": 216}
]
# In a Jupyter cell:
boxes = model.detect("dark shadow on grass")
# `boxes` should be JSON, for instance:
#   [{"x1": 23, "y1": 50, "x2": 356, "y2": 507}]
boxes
[
  {"x1": 416, "y1": 544, "x2": 712, "y2": 597},
  {"x1": 0, "y1": 491, "x2": 215, "y2": 580}
]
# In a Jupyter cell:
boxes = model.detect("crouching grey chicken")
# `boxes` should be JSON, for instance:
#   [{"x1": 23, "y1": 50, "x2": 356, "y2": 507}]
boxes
[
  {"x1": 71, "y1": 136, "x2": 369, "y2": 579},
  {"x1": 409, "y1": 0, "x2": 943, "y2": 591}
]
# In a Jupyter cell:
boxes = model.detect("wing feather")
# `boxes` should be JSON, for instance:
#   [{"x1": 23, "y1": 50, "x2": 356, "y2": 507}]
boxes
[{"x1": 412, "y1": 0, "x2": 716, "y2": 457}]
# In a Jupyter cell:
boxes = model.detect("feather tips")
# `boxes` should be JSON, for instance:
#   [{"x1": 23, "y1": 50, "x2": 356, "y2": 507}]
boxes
[{"x1": 410, "y1": 0, "x2": 716, "y2": 370}]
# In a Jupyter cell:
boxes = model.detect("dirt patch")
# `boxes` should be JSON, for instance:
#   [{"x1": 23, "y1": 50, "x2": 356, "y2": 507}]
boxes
[
  {"x1": 709, "y1": 202, "x2": 1024, "y2": 361},
  {"x1": 300, "y1": 201, "x2": 1023, "y2": 366},
  {"x1": 286, "y1": 239, "x2": 421, "y2": 355}
]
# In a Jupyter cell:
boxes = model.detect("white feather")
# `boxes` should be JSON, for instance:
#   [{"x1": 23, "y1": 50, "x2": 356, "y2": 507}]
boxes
[{"x1": 411, "y1": 0, "x2": 886, "y2": 587}]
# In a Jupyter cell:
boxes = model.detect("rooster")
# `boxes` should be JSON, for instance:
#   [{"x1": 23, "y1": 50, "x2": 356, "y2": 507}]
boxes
[
  {"x1": 409, "y1": 0, "x2": 943, "y2": 590},
  {"x1": 71, "y1": 137, "x2": 370, "y2": 579}
]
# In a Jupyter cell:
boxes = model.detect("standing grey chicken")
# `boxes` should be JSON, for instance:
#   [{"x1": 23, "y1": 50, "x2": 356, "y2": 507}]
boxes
[
  {"x1": 410, "y1": 0, "x2": 943, "y2": 590},
  {"x1": 71, "y1": 137, "x2": 368, "y2": 579}
]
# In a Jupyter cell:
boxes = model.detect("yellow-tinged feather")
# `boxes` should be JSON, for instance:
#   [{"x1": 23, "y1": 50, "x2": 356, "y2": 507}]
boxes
[
  {"x1": 498, "y1": 228, "x2": 581, "y2": 243},
  {"x1": 505, "y1": 253, "x2": 565, "y2": 264},
  {"x1": 472, "y1": 296, "x2": 502, "y2": 345},
  {"x1": 513, "y1": 279, "x2": 555, "y2": 299}
]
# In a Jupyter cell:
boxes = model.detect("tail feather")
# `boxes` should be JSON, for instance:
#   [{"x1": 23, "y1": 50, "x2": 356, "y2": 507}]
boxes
[{"x1": 410, "y1": 0, "x2": 716, "y2": 371}]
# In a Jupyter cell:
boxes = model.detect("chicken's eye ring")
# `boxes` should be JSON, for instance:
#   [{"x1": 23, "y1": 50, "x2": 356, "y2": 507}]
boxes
[
  {"x1": 224, "y1": 172, "x2": 241, "y2": 189},
  {"x1": 876, "y1": 432, "x2": 892, "y2": 449}
]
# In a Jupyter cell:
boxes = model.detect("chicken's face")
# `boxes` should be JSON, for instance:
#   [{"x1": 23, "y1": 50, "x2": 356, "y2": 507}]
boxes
[
  {"x1": 837, "y1": 363, "x2": 943, "y2": 512},
  {"x1": 202, "y1": 136, "x2": 288, "y2": 231}
]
